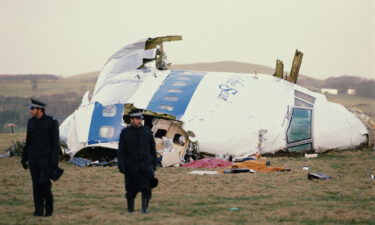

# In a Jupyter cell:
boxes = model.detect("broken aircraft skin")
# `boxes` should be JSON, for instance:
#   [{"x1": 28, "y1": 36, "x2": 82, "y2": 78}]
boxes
[{"x1": 59, "y1": 36, "x2": 372, "y2": 162}]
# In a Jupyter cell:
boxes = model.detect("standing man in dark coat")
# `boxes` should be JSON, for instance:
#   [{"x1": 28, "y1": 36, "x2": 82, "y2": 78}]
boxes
[
  {"x1": 117, "y1": 110, "x2": 157, "y2": 214},
  {"x1": 21, "y1": 99, "x2": 60, "y2": 217}
]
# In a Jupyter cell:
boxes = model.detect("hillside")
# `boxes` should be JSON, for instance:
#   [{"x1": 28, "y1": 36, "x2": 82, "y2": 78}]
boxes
[
  {"x1": 55, "y1": 61, "x2": 325, "y2": 88},
  {"x1": 4, "y1": 61, "x2": 371, "y2": 99},
  {"x1": 0, "y1": 61, "x2": 373, "y2": 133},
  {"x1": 0, "y1": 74, "x2": 60, "y2": 81},
  {"x1": 65, "y1": 71, "x2": 100, "y2": 82}
]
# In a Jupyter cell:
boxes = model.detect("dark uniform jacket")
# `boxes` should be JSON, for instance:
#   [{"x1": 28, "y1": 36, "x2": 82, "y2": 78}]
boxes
[
  {"x1": 22, "y1": 114, "x2": 60, "y2": 170},
  {"x1": 117, "y1": 125, "x2": 157, "y2": 175}
]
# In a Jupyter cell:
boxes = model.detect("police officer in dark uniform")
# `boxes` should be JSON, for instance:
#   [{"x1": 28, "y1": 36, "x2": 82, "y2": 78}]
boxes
[
  {"x1": 117, "y1": 110, "x2": 157, "y2": 214},
  {"x1": 21, "y1": 99, "x2": 60, "y2": 217}
]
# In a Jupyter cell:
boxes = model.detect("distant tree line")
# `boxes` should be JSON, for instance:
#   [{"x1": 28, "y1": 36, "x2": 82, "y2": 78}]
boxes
[
  {"x1": 322, "y1": 76, "x2": 375, "y2": 99},
  {"x1": 354, "y1": 80, "x2": 375, "y2": 99},
  {"x1": 0, "y1": 92, "x2": 81, "y2": 133},
  {"x1": 0, "y1": 74, "x2": 60, "y2": 81}
]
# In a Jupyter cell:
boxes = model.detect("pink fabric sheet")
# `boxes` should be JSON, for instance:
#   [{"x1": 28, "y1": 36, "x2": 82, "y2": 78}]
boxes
[{"x1": 182, "y1": 158, "x2": 233, "y2": 168}]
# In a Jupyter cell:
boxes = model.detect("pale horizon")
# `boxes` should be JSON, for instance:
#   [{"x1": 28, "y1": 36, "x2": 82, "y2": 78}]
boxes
[{"x1": 0, "y1": 0, "x2": 374, "y2": 79}]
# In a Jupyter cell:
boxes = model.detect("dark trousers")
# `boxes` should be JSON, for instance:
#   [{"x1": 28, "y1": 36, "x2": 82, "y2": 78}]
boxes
[
  {"x1": 29, "y1": 160, "x2": 53, "y2": 215},
  {"x1": 125, "y1": 172, "x2": 152, "y2": 200}
]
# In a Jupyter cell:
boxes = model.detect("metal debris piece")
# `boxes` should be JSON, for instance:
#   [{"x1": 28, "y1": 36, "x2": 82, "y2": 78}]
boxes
[
  {"x1": 302, "y1": 166, "x2": 310, "y2": 170},
  {"x1": 273, "y1": 59, "x2": 284, "y2": 79},
  {"x1": 5, "y1": 140, "x2": 25, "y2": 157},
  {"x1": 229, "y1": 208, "x2": 240, "y2": 211},
  {"x1": 223, "y1": 168, "x2": 255, "y2": 173},
  {"x1": 0, "y1": 152, "x2": 11, "y2": 158},
  {"x1": 187, "y1": 170, "x2": 219, "y2": 175},
  {"x1": 288, "y1": 49, "x2": 303, "y2": 83},
  {"x1": 307, "y1": 173, "x2": 331, "y2": 180},
  {"x1": 70, "y1": 157, "x2": 118, "y2": 167}
]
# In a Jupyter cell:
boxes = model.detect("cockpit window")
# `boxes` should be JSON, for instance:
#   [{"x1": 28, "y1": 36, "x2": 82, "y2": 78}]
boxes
[
  {"x1": 287, "y1": 108, "x2": 312, "y2": 143},
  {"x1": 294, "y1": 90, "x2": 315, "y2": 104},
  {"x1": 294, "y1": 90, "x2": 315, "y2": 108},
  {"x1": 295, "y1": 98, "x2": 314, "y2": 108}
]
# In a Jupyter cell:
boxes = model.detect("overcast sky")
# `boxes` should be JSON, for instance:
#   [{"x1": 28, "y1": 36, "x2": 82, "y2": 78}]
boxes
[{"x1": 0, "y1": 0, "x2": 374, "y2": 79}]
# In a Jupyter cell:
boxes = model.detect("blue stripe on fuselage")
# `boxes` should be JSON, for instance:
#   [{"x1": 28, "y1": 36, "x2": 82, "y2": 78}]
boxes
[
  {"x1": 87, "y1": 102, "x2": 124, "y2": 145},
  {"x1": 146, "y1": 70, "x2": 205, "y2": 119}
]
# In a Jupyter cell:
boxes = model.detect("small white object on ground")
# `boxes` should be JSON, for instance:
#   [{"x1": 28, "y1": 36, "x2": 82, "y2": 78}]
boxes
[
  {"x1": 188, "y1": 170, "x2": 219, "y2": 175},
  {"x1": 305, "y1": 153, "x2": 318, "y2": 158}
]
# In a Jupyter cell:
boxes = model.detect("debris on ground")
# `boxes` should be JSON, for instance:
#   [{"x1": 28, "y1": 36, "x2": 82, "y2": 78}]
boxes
[
  {"x1": 5, "y1": 140, "x2": 25, "y2": 157},
  {"x1": 222, "y1": 160, "x2": 288, "y2": 173},
  {"x1": 223, "y1": 168, "x2": 255, "y2": 173},
  {"x1": 229, "y1": 207, "x2": 240, "y2": 211},
  {"x1": 233, "y1": 156, "x2": 257, "y2": 162},
  {"x1": 70, "y1": 157, "x2": 93, "y2": 167},
  {"x1": 182, "y1": 158, "x2": 233, "y2": 168},
  {"x1": 70, "y1": 157, "x2": 117, "y2": 167},
  {"x1": 307, "y1": 172, "x2": 332, "y2": 180},
  {"x1": 302, "y1": 166, "x2": 310, "y2": 170},
  {"x1": 305, "y1": 153, "x2": 318, "y2": 158},
  {"x1": 5, "y1": 140, "x2": 71, "y2": 161},
  {"x1": 0, "y1": 152, "x2": 11, "y2": 158},
  {"x1": 187, "y1": 170, "x2": 219, "y2": 175},
  {"x1": 161, "y1": 150, "x2": 181, "y2": 167}
]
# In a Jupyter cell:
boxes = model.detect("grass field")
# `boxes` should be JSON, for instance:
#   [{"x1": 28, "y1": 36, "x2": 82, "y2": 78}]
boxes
[{"x1": 0, "y1": 134, "x2": 374, "y2": 225}]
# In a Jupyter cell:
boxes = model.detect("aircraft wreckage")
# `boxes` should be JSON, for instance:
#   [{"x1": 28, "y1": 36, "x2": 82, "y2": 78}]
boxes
[{"x1": 59, "y1": 35, "x2": 373, "y2": 166}]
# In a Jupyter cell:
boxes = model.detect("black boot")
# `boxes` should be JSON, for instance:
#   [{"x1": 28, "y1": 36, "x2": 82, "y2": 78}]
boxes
[
  {"x1": 33, "y1": 188, "x2": 44, "y2": 216},
  {"x1": 44, "y1": 192, "x2": 53, "y2": 216},
  {"x1": 141, "y1": 197, "x2": 150, "y2": 214},
  {"x1": 33, "y1": 211, "x2": 44, "y2": 217},
  {"x1": 127, "y1": 198, "x2": 134, "y2": 213},
  {"x1": 44, "y1": 207, "x2": 53, "y2": 217}
]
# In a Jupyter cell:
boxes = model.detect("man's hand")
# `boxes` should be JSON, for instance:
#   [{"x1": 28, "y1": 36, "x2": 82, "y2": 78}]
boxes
[
  {"x1": 21, "y1": 160, "x2": 28, "y2": 170},
  {"x1": 118, "y1": 167, "x2": 126, "y2": 174}
]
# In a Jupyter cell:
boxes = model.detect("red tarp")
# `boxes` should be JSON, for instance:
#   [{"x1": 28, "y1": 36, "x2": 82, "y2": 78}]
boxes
[{"x1": 182, "y1": 158, "x2": 233, "y2": 168}]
